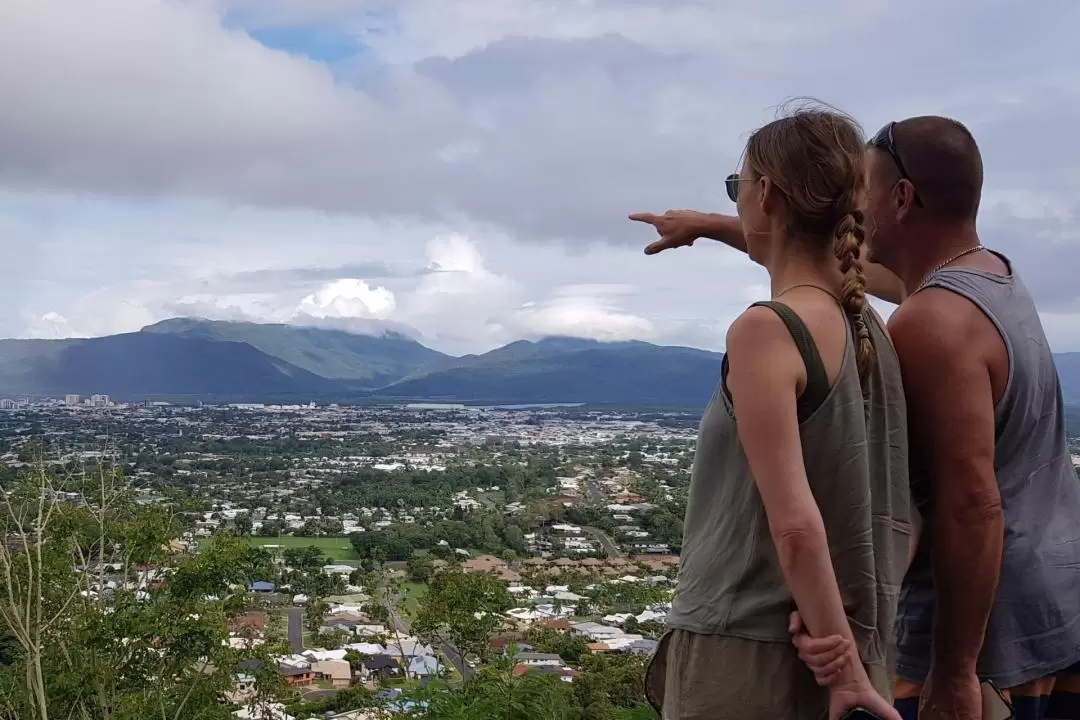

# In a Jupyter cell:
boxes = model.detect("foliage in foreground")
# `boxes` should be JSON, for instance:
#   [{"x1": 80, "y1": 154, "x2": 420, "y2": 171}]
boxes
[{"x1": 0, "y1": 465, "x2": 286, "y2": 720}]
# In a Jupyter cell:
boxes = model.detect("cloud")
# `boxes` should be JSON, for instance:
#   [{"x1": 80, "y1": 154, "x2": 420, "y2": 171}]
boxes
[
  {"x1": 516, "y1": 285, "x2": 655, "y2": 342},
  {"x1": 3, "y1": 0, "x2": 1080, "y2": 351},
  {"x1": 296, "y1": 278, "x2": 396, "y2": 320}
]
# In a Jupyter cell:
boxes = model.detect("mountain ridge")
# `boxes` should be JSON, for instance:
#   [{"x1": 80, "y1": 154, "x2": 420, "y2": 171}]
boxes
[{"x1": 1, "y1": 319, "x2": 1078, "y2": 407}]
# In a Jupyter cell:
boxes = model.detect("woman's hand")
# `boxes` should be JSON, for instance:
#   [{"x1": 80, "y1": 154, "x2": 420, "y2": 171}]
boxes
[
  {"x1": 789, "y1": 611, "x2": 901, "y2": 720},
  {"x1": 789, "y1": 610, "x2": 853, "y2": 686},
  {"x1": 629, "y1": 210, "x2": 713, "y2": 254}
]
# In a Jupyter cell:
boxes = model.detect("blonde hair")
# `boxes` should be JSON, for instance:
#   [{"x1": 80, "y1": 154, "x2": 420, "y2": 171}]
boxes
[{"x1": 744, "y1": 106, "x2": 875, "y2": 383}]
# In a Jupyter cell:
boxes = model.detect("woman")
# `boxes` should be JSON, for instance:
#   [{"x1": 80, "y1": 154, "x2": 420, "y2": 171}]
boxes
[{"x1": 643, "y1": 108, "x2": 913, "y2": 719}]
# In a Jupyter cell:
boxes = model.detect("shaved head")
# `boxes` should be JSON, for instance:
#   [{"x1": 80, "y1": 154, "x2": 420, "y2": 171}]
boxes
[{"x1": 894, "y1": 116, "x2": 984, "y2": 221}]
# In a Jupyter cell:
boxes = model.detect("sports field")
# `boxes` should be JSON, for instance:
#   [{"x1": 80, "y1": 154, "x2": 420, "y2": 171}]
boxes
[{"x1": 245, "y1": 536, "x2": 360, "y2": 562}]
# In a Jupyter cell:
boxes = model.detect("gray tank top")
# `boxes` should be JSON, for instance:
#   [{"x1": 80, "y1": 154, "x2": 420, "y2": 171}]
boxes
[
  {"x1": 669, "y1": 302, "x2": 912, "y2": 667},
  {"x1": 894, "y1": 255, "x2": 1080, "y2": 687}
]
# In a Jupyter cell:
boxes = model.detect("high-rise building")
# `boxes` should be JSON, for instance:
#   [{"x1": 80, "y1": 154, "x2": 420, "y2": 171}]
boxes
[
  {"x1": 90, "y1": 394, "x2": 110, "y2": 407},
  {"x1": 65, "y1": 394, "x2": 80, "y2": 406}
]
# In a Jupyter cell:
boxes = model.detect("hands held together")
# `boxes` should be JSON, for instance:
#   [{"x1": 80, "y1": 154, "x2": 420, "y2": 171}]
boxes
[
  {"x1": 789, "y1": 612, "x2": 984, "y2": 720},
  {"x1": 787, "y1": 612, "x2": 901, "y2": 720}
]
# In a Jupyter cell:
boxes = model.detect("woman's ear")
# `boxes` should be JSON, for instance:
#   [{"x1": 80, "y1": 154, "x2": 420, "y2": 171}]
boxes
[{"x1": 758, "y1": 175, "x2": 775, "y2": 216}]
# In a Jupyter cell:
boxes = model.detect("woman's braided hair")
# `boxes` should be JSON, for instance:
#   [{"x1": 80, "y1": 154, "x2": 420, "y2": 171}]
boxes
[
  {"x1": 745, "y1": 104, "x2": 875, "y2": 384},
  {"x1": 832, "y1": 209, "x2": 874, "y2": 381}
]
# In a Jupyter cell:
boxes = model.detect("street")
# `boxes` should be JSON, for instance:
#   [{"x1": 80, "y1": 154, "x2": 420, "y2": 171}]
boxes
[
  {"x1": 585, "y1": 478, "x2": 604, "y2": 506},
  {"x1": 285, "y1": 606, "x2": 304, "y2": 653},
  {"x1": 582, "y1": 525, "x2": 624, "y2": 558}
]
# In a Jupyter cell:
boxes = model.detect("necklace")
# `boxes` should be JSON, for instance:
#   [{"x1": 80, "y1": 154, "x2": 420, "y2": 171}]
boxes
[
  {"x1": 914, "y1": 245, "x2": 985, "y2": 293},
  {"x1": 774, "y1": 283, "x2": 840, "y2": 301}
]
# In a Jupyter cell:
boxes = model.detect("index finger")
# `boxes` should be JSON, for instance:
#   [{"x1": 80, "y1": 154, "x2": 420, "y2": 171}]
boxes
[{"x1": 628, "y1": 212, "x2": 660, "y2": 226}]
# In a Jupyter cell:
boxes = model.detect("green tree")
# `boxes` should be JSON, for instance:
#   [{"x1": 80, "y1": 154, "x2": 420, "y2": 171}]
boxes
[
  {"x1": 0, "y1": 464, "x2": 289, "y2": 720},
  {"x1": 406, "y1": 554, "x2": 434, "y2": 583},
  {"x1": 305, "y1": 597, "x2": 329, "y2": 633},
  {"x1": 412, "y1": 569, "x2": 512, "y2": 660},
  {"x1": 234, "y1": 513, "x2": 253, "y2": 536},
  {"x1": 316, "y1": 628, "x2": 350, "y2": 650},
  {"x1": 406, "y1": 656, "x2": 575, "y2": 719},
  {"x1": 283, "y1": 545, "x2": 325, "y2": 572}
]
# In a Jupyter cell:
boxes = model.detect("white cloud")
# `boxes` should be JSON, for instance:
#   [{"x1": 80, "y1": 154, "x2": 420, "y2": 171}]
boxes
[
  {"x1": 2, "y1": 0, "x2": 1080, "y2": 352},
  {"x1": 296, "y1": 278, "x2": 396, "y2": 320},
  {"x1": 516, "y1": 286, "x2": 655, "y2": 342}
]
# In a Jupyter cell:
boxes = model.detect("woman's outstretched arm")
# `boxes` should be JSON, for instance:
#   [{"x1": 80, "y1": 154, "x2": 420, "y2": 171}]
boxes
[{"x1": 630, "y1": 209, "x2": 905, "y2": 304}]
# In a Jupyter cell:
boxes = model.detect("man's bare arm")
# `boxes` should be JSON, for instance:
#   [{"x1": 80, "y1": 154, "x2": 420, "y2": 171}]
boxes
[
  {"x1": 630, "y1": 209, "x2": 905, "y2": 304},
  {"x1": 889, "y1": 293, "x2": 1003, "y2": 677}
]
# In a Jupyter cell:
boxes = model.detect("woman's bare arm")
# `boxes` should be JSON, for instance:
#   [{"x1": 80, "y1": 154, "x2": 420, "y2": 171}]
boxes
[
  {"x1": 630, "y1": 210, "x2": 905, "y2": 305},
  {"x1": 725, "y1": 308, "x2": 883, "y2": 703}
]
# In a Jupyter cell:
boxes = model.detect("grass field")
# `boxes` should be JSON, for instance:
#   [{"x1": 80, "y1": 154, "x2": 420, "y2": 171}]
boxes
[
  {"x1": 401, "y1": 581, "x2": 428, "y2": 619},
  {"x1": 245, "y1": 536, "x2": 360, "y2": 562}
]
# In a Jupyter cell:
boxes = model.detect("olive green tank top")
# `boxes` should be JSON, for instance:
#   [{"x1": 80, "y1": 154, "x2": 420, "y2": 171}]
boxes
[{"x1": 669, "y1": 302, "x2": 912, "y2": 666}]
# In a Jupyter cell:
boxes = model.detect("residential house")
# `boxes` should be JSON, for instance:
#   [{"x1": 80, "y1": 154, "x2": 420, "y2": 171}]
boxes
[
  {"x1": 571, "y1": 621, "x2": 624, "y2": 642},
  {"x1": 511, "y1": 664, "x2": 579, "y2": 683},
  {"x1": 407, "y1": 655, "x2": 441, "y2": 680},
  {"x1": 512, "y1": 652, "x2": 563, "y2": 668},
  {"x1": 462, "y1": 555, "x2": 506, "y2": 574},
  {"x1": 361, "y1": 654, "x2": 401, "y2": 683},
  {"x1": 311, "y1": 658, "x2": 352, "y2": 688},
  {"x1": 384, "y1": 637, "x2": 435, "y2": 662},
  {"x1": 279, "y1": 664, "x2": 314, "y2": 687}
]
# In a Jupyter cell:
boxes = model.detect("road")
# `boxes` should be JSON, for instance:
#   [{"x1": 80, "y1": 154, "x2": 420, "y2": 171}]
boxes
[
  {"x1": 585, "y1": 478, "x2": 604, "y2": 506},
  {"x1": 582, "y1": 525, "x2": 624, "y2": 558},
  {"x1": 285, "y1": 607, "x2": 304, "y2": 653}
]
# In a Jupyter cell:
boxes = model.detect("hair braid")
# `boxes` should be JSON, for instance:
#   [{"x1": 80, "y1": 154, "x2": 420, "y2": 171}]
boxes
[{"x1": 833, "y1": 209, "x2": 875, "y2": 385}]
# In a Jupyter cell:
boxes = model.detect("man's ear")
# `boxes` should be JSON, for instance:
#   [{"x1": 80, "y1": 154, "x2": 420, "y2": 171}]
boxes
[{"x1": 895, "y1": 179, "x2": 917, "y2": 222}]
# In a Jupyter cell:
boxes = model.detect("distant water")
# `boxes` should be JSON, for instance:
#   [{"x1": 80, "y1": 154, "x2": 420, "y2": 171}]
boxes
[
  {"x1": 401, "y1": 402, "x2": 584, "y2": 411},
  {"x1": 487, "y1": 403, "x2": 584, "y2": 410}
]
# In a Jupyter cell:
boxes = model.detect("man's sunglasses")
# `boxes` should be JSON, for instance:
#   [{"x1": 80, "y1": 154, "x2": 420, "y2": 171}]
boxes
[{"x1": 870, "y1": 121, "x2": 923, "y2": 207}]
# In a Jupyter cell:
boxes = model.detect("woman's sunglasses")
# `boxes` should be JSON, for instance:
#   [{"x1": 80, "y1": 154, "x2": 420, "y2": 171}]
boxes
[{"x1": 725, "y1": 173, "x2": 740, "y2": 203}]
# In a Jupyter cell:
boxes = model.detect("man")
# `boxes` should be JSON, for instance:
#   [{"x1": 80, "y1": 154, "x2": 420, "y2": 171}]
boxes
[{"x1": 631, "y1": 116, "x2": 1080, "y2": 719}]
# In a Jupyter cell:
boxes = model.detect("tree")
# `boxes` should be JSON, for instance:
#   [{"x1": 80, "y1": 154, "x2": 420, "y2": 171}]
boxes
[
  {"x1": 412, "y1": 569, "x2": 512, "y2": 660},
  {"x1": 316, "y1": 628, "x2": 350, "y2": 650},
  {"x1": 405, "y1": 656, "x2": 576, "y2": 719},
  {"x1": 522, "y1": 628, "x2": 589, "y2": 664},
  {"x1": 406, "y1": 554, "x2": 434, "y2": 583},
  {"x1": 502, "y1": 524, "x2": 526, "y2": 553},
  {"x1": 234, "y1": 513, "x2": 253, "y2": 536},
  {"x1": 283, "y1": 545, "x2": 325, "y2": 572},
  {"x1": 305, "y1": 597, "x2": 329, "y2": 633},
  {"x1": 0, "y1": 463, "x2": 289, "y2": 720}
]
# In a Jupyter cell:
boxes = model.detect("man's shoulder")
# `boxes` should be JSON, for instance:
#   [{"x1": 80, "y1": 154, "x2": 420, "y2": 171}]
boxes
[{"x1": 889, "y1": 289, "x2": 983, "y2": 356}]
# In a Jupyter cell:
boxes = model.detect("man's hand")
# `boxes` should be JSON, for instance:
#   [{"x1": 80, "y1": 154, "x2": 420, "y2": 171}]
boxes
[
  {"x1": 629, "y1": 210, "x2": 711, "y2": 254},
  {"x1": 919, "y1": 671, "x2": 982, "y2": 720},
  {"x1": 789, "y1": 611, "x2": 854, "y2": 686},
  {"x1": 830, "y1": 682, "x2": 903, "y2": 720}
]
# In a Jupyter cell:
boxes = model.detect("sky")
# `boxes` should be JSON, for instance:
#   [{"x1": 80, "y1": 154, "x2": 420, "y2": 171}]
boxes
[{"x1": 1, "y1": 0, "x2": 1079, "y2": 356}]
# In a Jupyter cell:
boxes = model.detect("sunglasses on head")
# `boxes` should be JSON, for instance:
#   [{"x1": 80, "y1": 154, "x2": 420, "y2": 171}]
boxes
[{"x1": 870, "y1": 121, "x2": 923, "y2": 207}]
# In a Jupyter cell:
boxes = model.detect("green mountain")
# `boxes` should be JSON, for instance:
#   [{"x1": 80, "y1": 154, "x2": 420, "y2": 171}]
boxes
[
  {"x1": 142, "y1": 318, "x2": 447, "y2": 386},
  {"x1": 1055, "y1": 352, "x2": 1080, "y2": 404},
  {"x1": 0, "y1": 332, "x2": 338, "y2": 399},
  {"x1": 0, "y1": 319, "x2": 1077, "y2": 409},
  {"x1": 380, "y1": 337, "x2": 725, "y2": 406}
]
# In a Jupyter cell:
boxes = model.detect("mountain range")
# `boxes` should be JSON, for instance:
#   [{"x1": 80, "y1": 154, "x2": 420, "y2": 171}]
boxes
[{"x1": 0, "y1": 318, "x2": 1077, "y2": 407}]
